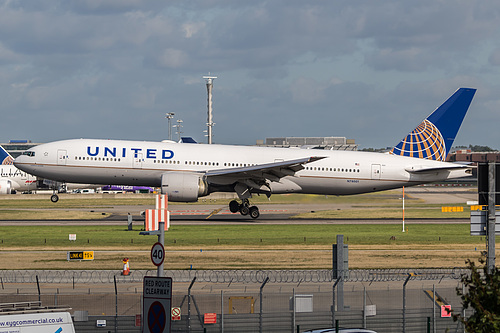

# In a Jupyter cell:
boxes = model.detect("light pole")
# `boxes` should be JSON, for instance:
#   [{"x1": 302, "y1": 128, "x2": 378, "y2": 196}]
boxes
[
  {"x1": 174, "y1": 119, "x2": 183, "y2": 142},
  {"x1": 203, "y1": 75, "x2": 217, "y2": 144},
  {"x1": 165, "y1": 112, "x2": 175, "y2": 141}
]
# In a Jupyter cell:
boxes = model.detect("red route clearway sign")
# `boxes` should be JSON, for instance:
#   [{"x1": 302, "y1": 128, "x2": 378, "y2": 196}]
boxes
[{"x1": 143, "y1": 276, "x2": 172, "y2": 333}]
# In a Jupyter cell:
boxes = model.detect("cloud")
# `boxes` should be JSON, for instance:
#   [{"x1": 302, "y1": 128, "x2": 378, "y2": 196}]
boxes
[{"x1": 0, "y1": 0, "x2": 499, "y2": 148}]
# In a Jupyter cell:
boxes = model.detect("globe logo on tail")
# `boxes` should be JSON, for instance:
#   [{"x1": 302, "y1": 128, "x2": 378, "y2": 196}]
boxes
[
  {"x1": 1, "y1": 156, "x2": 13, "y2": 165},
  {"x1": 389, "y1": 119, "x2": 446, "y2": 161}
]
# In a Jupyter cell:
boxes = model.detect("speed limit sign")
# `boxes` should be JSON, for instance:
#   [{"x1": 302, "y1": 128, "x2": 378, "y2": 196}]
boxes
[{"x1": 151, "y1": 242, "x2": 165, "y2": 266}]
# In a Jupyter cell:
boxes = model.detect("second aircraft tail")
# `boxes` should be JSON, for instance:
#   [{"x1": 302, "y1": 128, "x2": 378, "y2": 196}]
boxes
[
  {"x1": 390, "y1": 88, "x2": 476, "y2": 161},
  {"x1": 0, "y1": 146, "x2": 14, "y2": 165}
]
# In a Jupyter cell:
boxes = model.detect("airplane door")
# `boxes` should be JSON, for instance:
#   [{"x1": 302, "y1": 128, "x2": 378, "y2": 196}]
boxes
[
  {"x1": 133, "y1": 153, "x2": 143, "y2": 169},
  {"x1": 57, "y1": 150, "x2": 68, "y2": 166},
  {"x1": 371, "y1": 164, "x2": 381, "y2": 179}
]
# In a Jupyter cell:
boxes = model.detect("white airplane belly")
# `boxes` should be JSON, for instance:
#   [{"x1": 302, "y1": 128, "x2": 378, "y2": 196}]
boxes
[
  {"x1": 290, "y1": 175, "x2": 409, "y2": 195},
  {"x1": 26, "y1": 164, "x2": 163, "y2": 186}
]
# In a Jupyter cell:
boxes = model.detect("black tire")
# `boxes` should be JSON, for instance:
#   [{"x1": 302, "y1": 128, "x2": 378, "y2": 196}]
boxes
[
  {"x1": 229, "y1": 200, "x2": 240, "y2": 213},
  {"x1": 249, "y1": 206, "x2": 260, "y2": 219},
  {"x1": 50, "y1": 194, "x2": 59, "y2": 203},
  {"x1": 239, "y1": 205, "x2": 249, "y2": 216}
]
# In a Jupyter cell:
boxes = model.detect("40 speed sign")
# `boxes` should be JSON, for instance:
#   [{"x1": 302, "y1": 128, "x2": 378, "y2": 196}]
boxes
[{"x1": 150, "y1": 242, "x2": 165, "y2": 266}]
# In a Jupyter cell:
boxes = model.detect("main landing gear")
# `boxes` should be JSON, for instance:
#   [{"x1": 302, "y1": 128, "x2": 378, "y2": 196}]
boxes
[{"x1": 229, "y1": 199, "x2": 260, "y2": 219}]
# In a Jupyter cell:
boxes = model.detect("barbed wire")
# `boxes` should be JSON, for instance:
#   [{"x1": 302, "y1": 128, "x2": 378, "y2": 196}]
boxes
[{"x1": 0, "y1": 268, "x2": 469, "y2": 284}]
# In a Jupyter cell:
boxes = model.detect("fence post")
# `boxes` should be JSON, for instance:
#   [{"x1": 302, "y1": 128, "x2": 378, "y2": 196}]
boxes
[
  {"x1": 433, "y1": 284, "x2": 436, "y2": 333},
  {"x1": 332, "y1": 277, "x2": 341, "y2": 327},
  {"x1": 36, "y1": 275, "x2": 40, "y2": 302},
  {"x1": 292, "y1": 288, "x2": 299, "y2": 333},
  {"x1": 363, "y1": 287, "x2": 366, "y2": 328},
  {"x1": 220, "y1": 290, "x2": 224, "y2": 333},
  {"x1": 187, "y1": 277, "x2": 196, "y2": 333},
  {"x1": 462, "y1": 284, "x2": 465, "y2": 333},
  {"x1": 402, "y1": 273, "x2": 411, "y2": 333},
  {"x1": 114, "y1": 275, "x2": 118, "y2": 333},
  {"x1": 259, "y1": 277, "x2": 269, "y2": 333}
]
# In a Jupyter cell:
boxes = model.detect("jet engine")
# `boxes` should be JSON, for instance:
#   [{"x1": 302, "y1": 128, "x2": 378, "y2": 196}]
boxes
[
  {"x1": 161, "y1": 172, "x2": 208, "y2": 202},
  {"x1": 0, "y1": 179, "x2": 12, "y2": 194}
]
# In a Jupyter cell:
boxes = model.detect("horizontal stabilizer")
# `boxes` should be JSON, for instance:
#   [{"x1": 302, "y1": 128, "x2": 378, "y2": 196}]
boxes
[
  {"x1": 405, "y1": 164, "x2": 472, "y2": 174},
  {"x1": 180, "y1": 137, "x2": 198, "y2": 144}
]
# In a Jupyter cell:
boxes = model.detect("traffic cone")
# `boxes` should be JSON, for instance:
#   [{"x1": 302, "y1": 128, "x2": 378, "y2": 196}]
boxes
[{"x1": 121, "y1": 258, "x2": 130, "y2": 276}]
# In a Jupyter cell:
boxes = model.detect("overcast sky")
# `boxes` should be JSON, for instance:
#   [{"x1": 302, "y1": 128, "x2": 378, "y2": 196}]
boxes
[{"x1": 1, "y1": 0, "x2": 499, "y2": 149}]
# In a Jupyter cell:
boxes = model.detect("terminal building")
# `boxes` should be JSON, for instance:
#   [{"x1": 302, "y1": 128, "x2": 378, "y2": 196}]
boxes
[
  {"x1": 256, "y1": 136, "x2": 358, "y2": 150},
  {"x1": 1, "y1": 140, "x2": 39, "y2": 158},
  {"x1": 447, "y1": 149, "x2": 500, "y2": 163}
]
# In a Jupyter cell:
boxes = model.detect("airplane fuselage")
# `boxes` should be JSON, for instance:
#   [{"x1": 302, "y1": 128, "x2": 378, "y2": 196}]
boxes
[
  {"x1": 14, "y1": 139, "x2": 470, "y2": 200},
  {"x1": 0, "y1": 165, "x2": 38, "y2": 193}
]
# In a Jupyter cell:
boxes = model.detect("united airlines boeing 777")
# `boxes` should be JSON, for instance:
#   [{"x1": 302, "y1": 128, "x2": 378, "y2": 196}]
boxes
[{"x1": 14, "y1": 88, "x2": 476, "y2": 218}]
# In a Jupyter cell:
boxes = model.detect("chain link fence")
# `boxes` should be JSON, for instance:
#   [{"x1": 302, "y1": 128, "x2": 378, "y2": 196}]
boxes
[{"x1": 0, "y1": 285, "x2": 467, "y2": 332}]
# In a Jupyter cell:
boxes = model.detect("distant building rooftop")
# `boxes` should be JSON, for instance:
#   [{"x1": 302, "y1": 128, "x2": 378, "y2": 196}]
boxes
[
  {"x1": 256, "y1": 137, "x2": 358, "y2": 150},
  {"x1": 1, "y1": 140, "x2": 39, "y2": 158}
]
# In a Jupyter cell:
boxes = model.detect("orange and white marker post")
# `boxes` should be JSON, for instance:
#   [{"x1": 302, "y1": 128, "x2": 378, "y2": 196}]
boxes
[
  {"x1": 145, "y1": 194, "x2": 170, "y2": 231},
  {"x1": 122, "y1": 257, "x2": 130, "y2": 276}
]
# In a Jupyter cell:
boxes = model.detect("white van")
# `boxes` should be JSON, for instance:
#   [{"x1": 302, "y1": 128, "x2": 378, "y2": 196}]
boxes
[{"x1": 0, "y1": 311, "x2": 75, "y2": 333}]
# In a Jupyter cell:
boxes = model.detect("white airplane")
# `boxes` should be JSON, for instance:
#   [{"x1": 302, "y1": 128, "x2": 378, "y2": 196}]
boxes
[
  {"x1": 15, "y1": 88, "x2": 476, "y2": 218},
  {"x1": 0, "y1": 146, "x2": 38, "y2": 193}
]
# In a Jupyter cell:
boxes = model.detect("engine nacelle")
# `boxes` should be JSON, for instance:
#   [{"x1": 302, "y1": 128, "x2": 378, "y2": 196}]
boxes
[
  {"x1": 161, "y1": 172, "x2": 208, "y2": 202},
  {"x1": 0, "y1": 179, "x2": 12, "y2": 194}
]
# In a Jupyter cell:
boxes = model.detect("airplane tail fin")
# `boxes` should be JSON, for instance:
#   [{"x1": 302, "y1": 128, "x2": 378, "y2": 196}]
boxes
[
  {"x1": 389, "y1": 88, "x2": 476, "y2": 161},
  {"x1": 0, "y1": 146, "x2": 14, "y2": 165}
]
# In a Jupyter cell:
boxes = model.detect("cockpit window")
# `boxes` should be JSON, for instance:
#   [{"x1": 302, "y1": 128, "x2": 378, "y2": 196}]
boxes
[{"x1": 22, "y1": 151, "x2": 35, "y2": 157}]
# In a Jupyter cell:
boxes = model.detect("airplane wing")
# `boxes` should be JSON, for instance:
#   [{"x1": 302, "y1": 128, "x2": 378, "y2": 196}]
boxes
[
  {"x1": 405, "y1": 164, "x2": 472, "y2": 174},
  {"x1": 205, "y1": 156, "x2": 326, "y2": 191}
]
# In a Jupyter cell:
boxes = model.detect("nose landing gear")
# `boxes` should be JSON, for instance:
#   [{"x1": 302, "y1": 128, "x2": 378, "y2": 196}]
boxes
[{"x1": 229, "y1": 199, "x2": 260, "y2": 219}]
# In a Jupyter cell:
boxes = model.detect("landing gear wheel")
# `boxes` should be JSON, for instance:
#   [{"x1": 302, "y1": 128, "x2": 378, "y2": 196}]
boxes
[
  {"x1": 50, "y1": 194, "x2": 59, "y2": 203},
  {"x1": 239, "y1": 205, "x2": 249, "y2": 216},
  {"x1": 249, "y1": 206, "x2": 260, "y2": 219},
  {"x1": 229, "y1": 200, "x2": 240, "y2": 213}
]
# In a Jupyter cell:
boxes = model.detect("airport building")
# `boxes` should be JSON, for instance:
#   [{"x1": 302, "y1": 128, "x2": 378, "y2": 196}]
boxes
[
  {"x1": 446, "y1": 149, "x2": 500, "y2": 163},
  {"x1": 256, "y1": 136, "x2": 358, "y2": 150},
  {"x1": 1, "y1": 140, "x2": 39, "y2": 158}
]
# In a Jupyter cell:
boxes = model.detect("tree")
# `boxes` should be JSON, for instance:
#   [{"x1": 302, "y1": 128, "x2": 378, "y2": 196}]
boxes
[
  {"x1": 453, "y1": 256, "x2": 500, "y2": 332},
  {"x1": 468, "y1": 144, "x2": 497, "y2": 152}
]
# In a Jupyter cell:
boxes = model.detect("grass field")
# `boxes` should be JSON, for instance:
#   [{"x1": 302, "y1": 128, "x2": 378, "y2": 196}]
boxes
[
  {"x1": 0, "y1": 190, "x2": 489, "y2": 270},
  {"x1": 0, "y1": 223, "x2": 490, "y2": 270},
  {"x1": 0, "y1": 224, "x2": 481, "y2": 247}
]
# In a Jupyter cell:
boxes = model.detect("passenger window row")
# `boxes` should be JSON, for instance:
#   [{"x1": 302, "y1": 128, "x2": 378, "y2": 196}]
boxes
[{"x1": 305, "y1": 166, "x2": 360, "y2": 173}]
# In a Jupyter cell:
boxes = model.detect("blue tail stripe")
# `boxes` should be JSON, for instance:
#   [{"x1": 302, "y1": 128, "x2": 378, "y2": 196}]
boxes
[{"x1": 390, "y1": 88, "x2": 476, "y2": 161}]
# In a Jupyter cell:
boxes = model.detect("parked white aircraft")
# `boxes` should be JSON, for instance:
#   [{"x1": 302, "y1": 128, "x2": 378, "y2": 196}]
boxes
[
  {"x1": 0, "y1": 146, "x2": 38, "y2": 193},
  {"x1": 15, "y1": 88, "x2": 476, "y2": 218}
]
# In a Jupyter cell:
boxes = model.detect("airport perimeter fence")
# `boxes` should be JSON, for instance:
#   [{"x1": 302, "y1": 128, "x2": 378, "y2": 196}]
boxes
[
  {"x1": 0, "y1": 268, "x2": 468, "y2": 284},
  {"x1": 0, "y1": 269, "x2": 470, "y2": 332}
]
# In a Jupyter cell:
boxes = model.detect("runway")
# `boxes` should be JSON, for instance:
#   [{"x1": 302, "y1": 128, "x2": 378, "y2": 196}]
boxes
[{"x1": 0, "y1": 186, "x2": 477, "y2": 225}]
